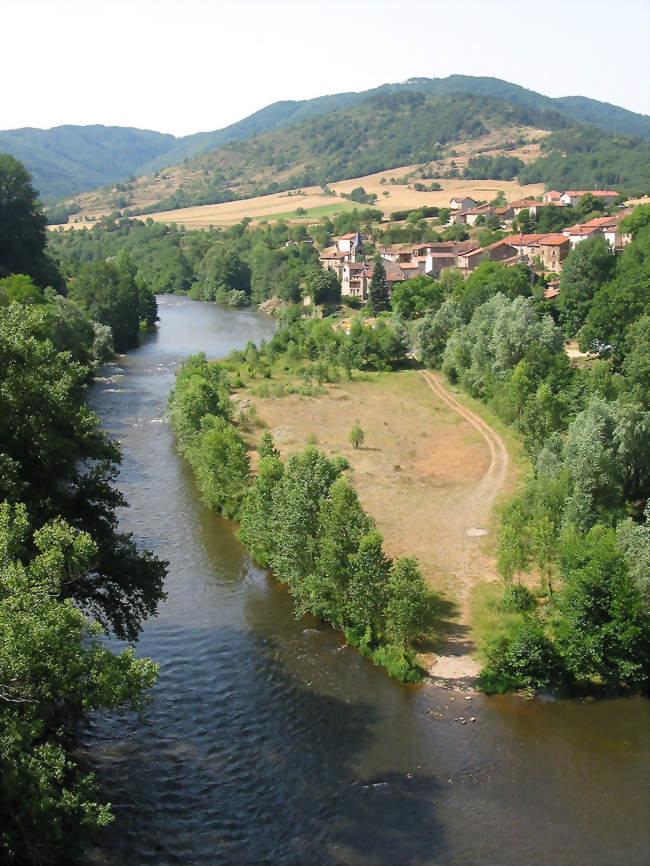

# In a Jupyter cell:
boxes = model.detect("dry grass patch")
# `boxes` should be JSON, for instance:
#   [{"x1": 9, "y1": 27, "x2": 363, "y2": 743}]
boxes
[{"x1": 240, "y1": 369, "x2": 493, "y2": 601}]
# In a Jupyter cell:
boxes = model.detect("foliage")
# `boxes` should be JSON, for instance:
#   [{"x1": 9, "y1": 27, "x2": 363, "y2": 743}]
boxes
[
  {"x1": 367, "y1": 255, "x2": 390, "y2": 313},
  {"x1": 0, "y1": 303, "x2": 166, "y2": 641},
  {"x1": 463, "y1": 154, "x2": 524, "y2": 180},
  {"x1": 168, "y1": 354, "x2": 247, "y2": 519},
  {"x1": 240, "y1": 447, "x2": 430, "y2": 680},
  {"x1": 556, "y1": 525, "x2": 649, "y2": 688},
  {"x1": 305, "y1": 267, "x2": 341, "y2": 305},
  {"x1": 349, "y1": 419, "x2": 365, "y2": 449},
  {"x1": 556, "y1": 235, "x2": 617, "y2": 337},
  {"x1": 68, "y1": 254, "x2": 158, "y2": 352},
  {"x1": 0, "y1": 154, "x2": 64, "y2": 291},
  {"x1": 390, "y1": 274, "x2": 443, "y2": 319},
  {"x1": 0, "y1": 504, "x2": 158, "y2": 864}
]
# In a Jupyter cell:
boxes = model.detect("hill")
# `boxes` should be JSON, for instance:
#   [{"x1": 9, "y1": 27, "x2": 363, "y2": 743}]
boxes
[
  {"x1": 1, "y1": 75, "x2": 648, "y2": 206},
  {"x1": 0, "y1": 125, "x2": 175, "y2": 203},
  {"x1": 59, "y1": 90, "x2": 650, "y2": 223}
]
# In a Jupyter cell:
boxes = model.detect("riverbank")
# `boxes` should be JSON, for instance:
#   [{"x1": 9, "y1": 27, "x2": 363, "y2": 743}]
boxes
[
  {"x1": 82, "y1": 296, "x2": 650, "y2": 866},
  {"x1": 231, "y1": 363, "x2": 522, "y2": 689}
]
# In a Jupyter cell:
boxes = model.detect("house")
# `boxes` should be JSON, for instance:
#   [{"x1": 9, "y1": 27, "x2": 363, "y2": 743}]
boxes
[
  {"x1": 559, "y1": 190, "x2": 620, "y2": 207},
  {"x1": 424, "y1": 252, "x2": 457, "y2": 278},
  {"x1": 502, "y1": 234, "x2": 549, "y2": 258},
  {"x1": 534, "y1": 234, "x2": 571, "y2": 273},
  {"x1": 544, "y1": 283, "x2": 560, "y2": 299},
  {"x1": 457, "y1": 247, "x2": 487, "y2": 273},
  {"x1": 510, "y1": 199, "x2": 551, "y2": 218},
  {"x1": 341, "y1": 261, "x2": 369, "y2": 300},
  {"x1": 578, "y1": 216, "x2": 631, "y2": 249},
  {"x1": 337, "y1": 231, "x2": 362, "y2": 260},
  {"x1": 493, "y1": 205, "x2": 515, "y2": 224},
  {"x1": 561, "y1": 222, "x2": 603, "y2": 248},
  {"x1": 485, "y1": 239, "x2": 519, "y2": 262},
  {"x1": 319, "y1": 246, "x2": 348, "y2": 279},
  {"x1": 449, "y1": 196, "x2": 477, "y2": 211},
  {"x1": 542, "y1": 190, "x2": 562, "y2": 204},
  {"x1": 463, "y1": 204, "x2": 493, "y2": 227}
]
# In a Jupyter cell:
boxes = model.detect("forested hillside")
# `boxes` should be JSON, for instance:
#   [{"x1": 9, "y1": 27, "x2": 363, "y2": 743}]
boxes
[
  {"x1": 0, "y1": 125, "x2": 175, "y2": 203},
  {"x1": 2, "y1": 75, "x2": 648, "y2": 205},
  {"x1": 53, "y1": 92, "x2": 649, "y2": 221}
]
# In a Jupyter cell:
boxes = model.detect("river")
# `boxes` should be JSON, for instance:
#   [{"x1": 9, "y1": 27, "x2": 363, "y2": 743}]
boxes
[{"x1": 83, "y1": 295, "x2": 649, "y2": 865}]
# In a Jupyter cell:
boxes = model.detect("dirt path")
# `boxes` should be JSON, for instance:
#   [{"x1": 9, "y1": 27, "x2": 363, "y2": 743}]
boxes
[{"x1": 417, "y1": 370, "x2": 510, "y2": 691}]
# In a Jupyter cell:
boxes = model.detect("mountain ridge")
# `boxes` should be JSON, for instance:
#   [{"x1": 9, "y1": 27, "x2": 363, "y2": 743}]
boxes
[{"x1": 1, "y1": 75, "x2": 648, "y2": 204}]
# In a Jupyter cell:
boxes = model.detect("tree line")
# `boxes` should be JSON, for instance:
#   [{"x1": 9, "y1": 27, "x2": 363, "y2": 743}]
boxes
[
  {"x1": 416, "y1": 209, "x2": 650, "y2": 693},
  {"x1": 168, "y1": 354, "x2": 431, "y2": 681},
  {"x1": 0, "y1": 154, "x2": 167, "y2": 862}
]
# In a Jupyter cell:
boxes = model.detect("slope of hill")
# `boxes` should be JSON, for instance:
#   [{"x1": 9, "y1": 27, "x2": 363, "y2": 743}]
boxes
[
  {"x1": 67, "y1": 93, "x2": 565, "y2": 217},
  {"x1": 2, "y1": 75, "x2": 648, "y2": 206},
  {"x1": 0, "y1": 125, "x2": 176, "y2": 203},
  {"x1": 61, "y1": 90, "x2": 649, "y2": 223}
]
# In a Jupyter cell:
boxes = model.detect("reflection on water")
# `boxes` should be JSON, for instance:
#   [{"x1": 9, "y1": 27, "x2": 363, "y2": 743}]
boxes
[{"x1": 83, "y1": 296, "x2": 650, "y2": 865}]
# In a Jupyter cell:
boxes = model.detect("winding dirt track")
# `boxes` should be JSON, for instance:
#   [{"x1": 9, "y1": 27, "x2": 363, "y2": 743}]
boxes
[{"x1": 417, "y1": 370, "x2": 510, "y2": 690}]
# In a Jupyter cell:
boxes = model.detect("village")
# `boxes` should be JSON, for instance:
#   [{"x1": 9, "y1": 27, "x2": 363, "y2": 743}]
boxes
[{"x1": 317, "y1": 188, "x2": 632, "y2": 302}]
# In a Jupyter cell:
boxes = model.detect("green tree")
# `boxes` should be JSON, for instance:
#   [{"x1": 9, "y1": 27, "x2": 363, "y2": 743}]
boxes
[
  {"x1": 557, "y1": 235, "x2": 616, "y2": 337},
  {"x1": 349, "y1": 418, "x2": 365, "y2": 449},
  {"x1": 189, "y1": 415, "x2": 250, "y2": 518},
  {"x1": 390, "y1": 274, "x2": 443, "y2": 318},
  {"x1": 557, "y1": 524, "x2": 650, "y2": 688},
  {"x1": 0, "y1": 154, "x2": 63, "y2": 290},
  {"x1": 385, "y1": 557, "x2": 428, "y2": 652},
  {"x1": 0, "y1": 273, "x2": 44, "y2": 305},
  {"x1": 69, "y1": 258, "x2": 157, "y2": 352},
  {"x1": 0, "y1": 303, "x2": 166, "y2": 640},
  {"x1": 623, "y1": 315, "x2": 650, "y2": 408},
  {"x1": 0, "y1": 504, "x2": 158, "y2": 863},
  {"x1": 367, "y1": 254, "x2": 390, "y2": 313},
  {"x1": 304, "y1": 267, "x2": 341, "y2": 305}
]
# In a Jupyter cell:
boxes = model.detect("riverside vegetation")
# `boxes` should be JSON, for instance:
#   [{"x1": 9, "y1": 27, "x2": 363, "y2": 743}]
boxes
[
  {"x1": 0, "y1": 156, "x2": 166, "y2": 863},
  {"x1": 49, "y1": 182, "x2": 650, "y2": 696},
  {"x1": 168, "y1": 353, "x2": 431, "y2": 682}
]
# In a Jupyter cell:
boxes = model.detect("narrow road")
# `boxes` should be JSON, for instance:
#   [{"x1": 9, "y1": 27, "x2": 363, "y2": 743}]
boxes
[{"x1": 417, "y1": 369, "x2": 510, "y2": 690}]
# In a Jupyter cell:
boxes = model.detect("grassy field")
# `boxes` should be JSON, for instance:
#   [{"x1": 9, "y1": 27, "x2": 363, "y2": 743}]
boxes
[
  {"x1": 222, "y1": 356, "x2": 523, "y2": 684},
  {"x1": 252, "y1": 200, "x2": 359, "y2": 222},
  {"x1": 53, "y1": 170, "x2": 545, "y2": 232}
]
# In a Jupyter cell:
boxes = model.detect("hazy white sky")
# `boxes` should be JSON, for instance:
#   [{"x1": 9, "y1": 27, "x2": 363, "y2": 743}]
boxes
[{"x1": 2, "y1": 0, "x2": 649, "y2": 136}]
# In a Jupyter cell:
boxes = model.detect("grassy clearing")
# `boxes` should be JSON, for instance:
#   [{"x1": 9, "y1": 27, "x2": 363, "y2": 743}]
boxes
[
  {"x1": 253, "y1": 200, "x2": 358, "y2": 223},
  {"x1": 225, "y1": 359, "x2": 492, "y2": 600}
]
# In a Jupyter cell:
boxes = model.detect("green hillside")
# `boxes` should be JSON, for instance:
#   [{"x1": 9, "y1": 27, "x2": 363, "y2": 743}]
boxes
[
  {"x1": 0, "y1": 125, "x2": 175, "y2": 203},
  {"x1": 112, "y1": 92, "x2": 566, "y2": 214},
  {"x1": 1, "y1": 75, "x2": 648, "y2": 206},
  {"x1": 107, "y1": 92, "x2": 648, "y2": 217},
  {"x1": 141, "y1": 75, "x2": 650, "y2": 170}
]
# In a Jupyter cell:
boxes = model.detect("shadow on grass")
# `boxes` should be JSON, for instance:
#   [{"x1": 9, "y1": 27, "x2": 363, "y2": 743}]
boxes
[{"x1": 416, "y1": 594, "x2": 462, "y2": 655}]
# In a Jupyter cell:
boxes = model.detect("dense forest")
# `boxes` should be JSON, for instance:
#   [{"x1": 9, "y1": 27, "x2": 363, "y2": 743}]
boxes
[{"x1": 0, "y1": 156, "x2": 166, "y2": 862}]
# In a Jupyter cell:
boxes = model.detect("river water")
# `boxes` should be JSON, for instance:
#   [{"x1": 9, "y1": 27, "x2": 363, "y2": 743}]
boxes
[{"x1": 84, "y1": 295, "x2": 649, "y2": 865}]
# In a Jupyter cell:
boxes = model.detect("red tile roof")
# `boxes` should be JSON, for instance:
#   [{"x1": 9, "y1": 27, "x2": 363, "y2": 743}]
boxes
[
  {"x1": 537, "y1": 233, "x2": 570, "y2": 246},
  {"x1": 544, "y1": 287, "x2": 560, "y2": 299}
]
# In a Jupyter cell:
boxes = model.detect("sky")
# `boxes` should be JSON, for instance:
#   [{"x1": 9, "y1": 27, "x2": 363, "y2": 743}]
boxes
[{"x1": 2, "y1": 0, "x2": 649, "y2": 137}]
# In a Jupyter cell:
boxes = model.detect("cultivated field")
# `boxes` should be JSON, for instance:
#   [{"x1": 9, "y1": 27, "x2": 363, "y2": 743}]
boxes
[
  {"x1": 236, "y1": 368, "x2": 521, "y2": 687},
  {"x1": 51, "y1": 126, "x2": 548, "y2": 231},
  {"x1": 51, "y1": 171, "x2": 545, "y2": 232}
]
